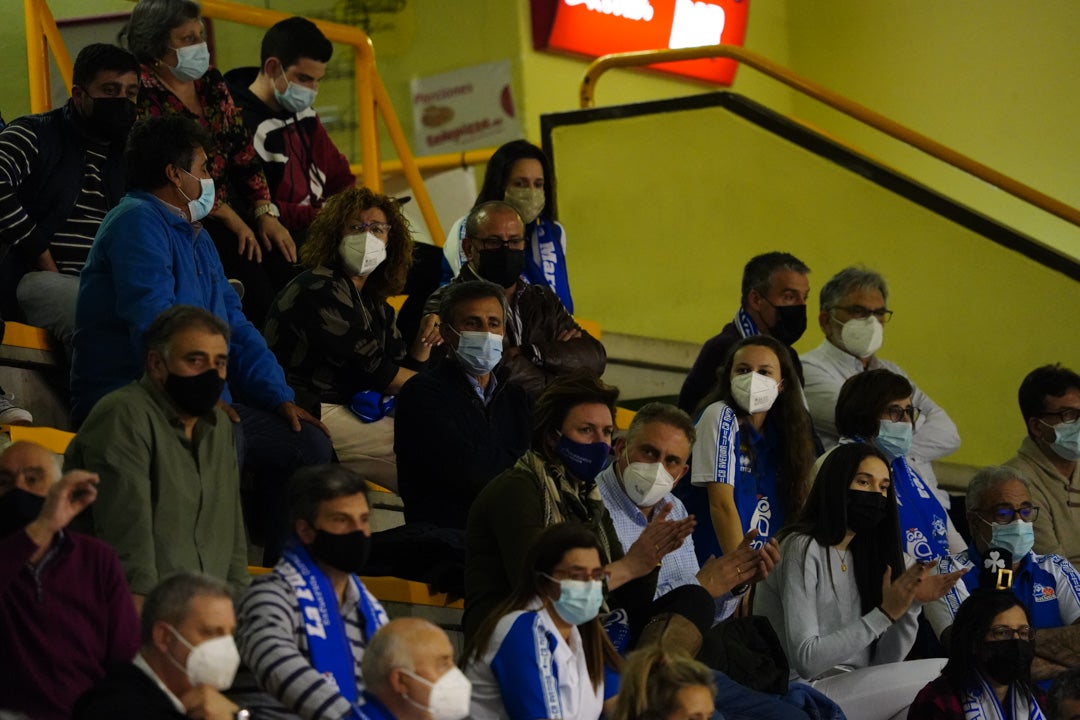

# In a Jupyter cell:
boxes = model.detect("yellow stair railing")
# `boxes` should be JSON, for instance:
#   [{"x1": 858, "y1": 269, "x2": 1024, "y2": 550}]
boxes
[{"x1": 581, "y1": 44, "x2": 1080, "y2": 235}]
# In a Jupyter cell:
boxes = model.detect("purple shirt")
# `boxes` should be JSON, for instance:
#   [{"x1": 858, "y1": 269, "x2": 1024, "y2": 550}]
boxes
[{"x1": 0, "y1": 528, "x2": 140, "y2": 719}]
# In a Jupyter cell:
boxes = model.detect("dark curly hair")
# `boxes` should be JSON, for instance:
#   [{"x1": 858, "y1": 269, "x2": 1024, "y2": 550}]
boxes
[{"x1": 299, "y1": 187, "x2": 413, "y2": 301}]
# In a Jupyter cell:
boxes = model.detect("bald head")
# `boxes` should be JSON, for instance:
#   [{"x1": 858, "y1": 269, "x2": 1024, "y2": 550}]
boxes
[
  {"x1": 361, "y1": 618, "x2": 455, "y2": 695},
  {"x1": 0, "y1": 442, "x2": 61, "y2": 497}
]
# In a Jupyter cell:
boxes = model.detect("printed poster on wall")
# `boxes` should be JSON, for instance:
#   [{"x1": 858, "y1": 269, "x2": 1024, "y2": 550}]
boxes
[{"x1": 410, "y1": 60, "x2": 522, "y2": 156}]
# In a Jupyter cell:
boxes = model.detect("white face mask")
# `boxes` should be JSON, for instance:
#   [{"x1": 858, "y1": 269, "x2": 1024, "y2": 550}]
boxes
[
  {"x1": 836, "y1": 315, "x2": 884, "y2": 359},
  {"x1": 621, "y1": 448, "x2": 676, "y2": 507},
  {"x1": 166, "y1": 627, "x2": 240, "y2": 690},
  {"x1": 401, "y1": 667, "x2": 472, "y2": 720},
  {"x1": 339, "y1": 232, "x2": 387, "y2": 277},
  {"x1": 730, "y1": 372, "x2": 779, "y2": 414}
]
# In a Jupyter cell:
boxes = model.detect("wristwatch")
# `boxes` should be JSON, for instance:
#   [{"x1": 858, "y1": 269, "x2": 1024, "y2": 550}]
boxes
[
  {"x1": 235, "y1": 710, "x2": 251, "y2": 720},
  {"x1": 253, "y1": 202, "x2": 280, "y2": 220}
]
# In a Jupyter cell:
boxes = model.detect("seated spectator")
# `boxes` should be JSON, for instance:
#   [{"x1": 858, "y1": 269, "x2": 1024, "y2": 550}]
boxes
[
  {"x1": 75, "y1": 572, "x2": 246, "y2": 720},
  {"x1": 926, "y1": 466, "x2": 1080, "y2": 684},
  {"x1": 426, "y1": 201, "x2": 604, "y2": 398},
  {"x1": 443, "y1": 140, "x2": 573, "y2": 311},
  {"x1": 1048, "y1": 667, "x2": 1080, "y2": 720},
  {"x1": 679, "y1": 252, "x2": 811, "y2": 414},
  {"x1": 67, "y1": 305, "x2": 248, "y2": 604},
  {"x1": 124, "y1": 0, "x2": 297, "y2": 327},
  {"x1": 0, "y1": 441, "x2": 139, "y2": 720},
  {"x1": 609, "y1": 647, "x2": 716, "y2": 720},
  {"x1": 356, "y1": 618, "x2": 471, "y2": 720},
  {"x1": 234, "y1": 465, "x2": 389, "y2": 719},
  {"x1": 225, "y1": 17, "x2": 354, "y2": 241},
  {"x1": 755, "y1": 443, "x2": 964, "y2": 720},
  {"x1": 832, "y1": 369, "x2": 966, "y2": 558},
  {"x1": 682, "y1": 335, "x2": 815, "y2": 563},
  {"x1": 910, "y1": 589, "x2": 1044, "y2": 720},
  {"x1": 0, "y1": 44, "x2": 138, "y2": 362},
  {"x1": 1006, "y1": 364, "x2": 1080, "y2": 565},
  {"x1": 802, "y1": 266, "x2": 961, "y2": 493},
  {"x1": 71, "y1": 115, "x2": 332, "y2": 563},
  {"x1": 264, "y1": 186, "x2": 436, "y2": 492},
  {"x1": 463, "y1": 523, "x2": 622, "y2": 720},
  {"x1": 396, "y1": 280, "x2": 532, "y2": 529},
  {"x1": 464, "y1": 371, "x2": 697, "y2": 640}
]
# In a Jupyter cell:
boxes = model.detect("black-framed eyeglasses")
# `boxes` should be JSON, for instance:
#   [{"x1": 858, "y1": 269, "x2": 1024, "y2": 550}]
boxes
[
  {"x1": 986, "y1": 625, "x2": 1035, "y2": 642},
  {"x1": 347, "y1": 221, "x2": 391, "y2": 236},
  {"x1": 977, "y1": 505, "x2": 1040, "y2": 525},
  {"x1": 834, "y1": 305, "x2": 894, "y2": 323},
  {"x1": 475, "y1": 236, "x2": 526, "y2": 251},
  {"x1": 1040, "y1": 408, "x2": 1080, "y2": 425},
  {"x1": 883, "y1": 404, "x2": 921, "y2": 424},
  {"x1": 542, "y1": 569, "x2": 611, "y2": 583}
]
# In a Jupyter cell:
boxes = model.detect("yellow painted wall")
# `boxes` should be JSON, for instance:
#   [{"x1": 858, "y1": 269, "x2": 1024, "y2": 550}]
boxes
[{"x1": 550, "y1": 102, "x2": 1080, "y2": 466}]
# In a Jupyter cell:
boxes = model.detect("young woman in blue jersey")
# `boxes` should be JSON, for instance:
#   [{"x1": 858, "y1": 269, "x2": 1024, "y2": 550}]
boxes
[
  {"x1": 684, "y1": 335, "x2": 815, "y2": 562},
  {"x1": 443, "y1": 140, "x2": 574, "y2": 311},
  {"x1": 833, "y1": 369, "x2": 966, "y2": 560},
  {"x1": 463, "y1": 522, "x2": 622, "y2": 720}
]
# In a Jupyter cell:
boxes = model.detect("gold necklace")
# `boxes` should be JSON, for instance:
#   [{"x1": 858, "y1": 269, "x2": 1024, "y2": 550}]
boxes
[{"x1": 835, "y1": 546, "x2": 849, "y2": 572}]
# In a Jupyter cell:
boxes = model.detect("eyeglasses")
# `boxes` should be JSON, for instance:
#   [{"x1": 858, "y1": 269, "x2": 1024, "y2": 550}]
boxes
[
  {"x1": 347, "y1": 221, "x2": 391, "y2": 236},
  {"x1": 543, "y1": 569, "x2": 611, "y2": 583},
  {"x1": 883, "y1": 404, "x2": 921, "y2": 424},
  {"x1": 1040, "y1": 408, "x2": 1080, "y2": 425},
  {"x1": 976, "y1": 505, "x2": 1040, "y2": 525},
  {"x1": 475, "y1": 236, "x2": 526, "y2": 251},
  {"x1": 986, "y1": 625, "x2": 1035, "y2": 642},
  {"x1": 834, "y1": 305, "x2": 894, "y2": 323}
]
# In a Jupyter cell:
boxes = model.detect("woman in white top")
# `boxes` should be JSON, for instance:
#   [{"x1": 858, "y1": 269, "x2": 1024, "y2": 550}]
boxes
[
  {"x1": 755, "y1": 443, "x2": 965, "y2": 720},
  {"x1": 462, "y1": 522, "x2": 622, "y2": 720}
]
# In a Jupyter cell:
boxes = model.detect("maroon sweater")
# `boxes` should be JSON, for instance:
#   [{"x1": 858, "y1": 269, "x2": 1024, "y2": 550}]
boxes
[{"x1": 0, "y1": 528, "x2": 140, "y2": 719}]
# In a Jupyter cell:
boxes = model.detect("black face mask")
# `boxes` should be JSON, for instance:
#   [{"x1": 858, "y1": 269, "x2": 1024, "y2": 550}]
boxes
[
  {"x1": 164, "y1": 368, "x2": 225, "y2": 418},
  {"x1": 309, "y1": 528, "x2": 371, "y2": 575},
  {"x1": 846, "y1": 489, "x2": 886, "y2": 533},
  {"x1": 477, "y1": 247, "x2": 525, "y2": 289},
  {"x1": 86, "y1": 96, "x2": 137, "y2": 145},
  {"x1": 768, "y1": 304, "x2": 807, "y2": 346},
  {"x1": 978, "y1": 639, "x2": 1034, "y2": 685},
  {"x1": 0, "y1": 487, "x2": 45, "y2": 537}
]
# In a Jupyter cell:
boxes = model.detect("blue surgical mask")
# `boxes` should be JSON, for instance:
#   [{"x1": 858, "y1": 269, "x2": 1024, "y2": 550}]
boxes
[
  {"x1": 990, "y1": 518, "x2": 1035, "y2": 559},
  {"x1": 447, "y1": 326, "x2": 502, "y2": 376},
  {"x1": 555, "y1": 434, "x2": 611, "y2": 483},
  {"x1": 168, "y1": 42, "x2": 210, "y2": 82},
  {"x1": 178, "y1": 168, "x2": 215, "y2": 222},
  {"x1": 875, "y1": 419, "x2": 913, "y2": 461},
  {"x1": 541, "y1": 573, "x2": 603, "y2": 626},
  {"x1": 274, "y1": 68, "x2": 317, "y2": 114},
  {"x1": 1048, "y1": 420, "x2": 1080, "y2": 462}
]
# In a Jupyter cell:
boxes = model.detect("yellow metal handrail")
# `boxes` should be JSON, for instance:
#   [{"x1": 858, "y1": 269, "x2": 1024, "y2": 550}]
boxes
[
  {"x1": 580, "y1": 45, "x2": 1080, "y2": 232},
  {"x1": 23, "y1": 0, "x2": 446, "y2": 245}
]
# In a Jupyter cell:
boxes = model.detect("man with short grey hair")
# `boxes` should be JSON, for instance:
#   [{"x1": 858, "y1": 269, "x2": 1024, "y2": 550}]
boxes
[
  {"x1": 801, "y1": 266, "x2": 960, "y2": 496},
  {"x1": 354, "y1": 618, "x2": 470, "y2": 720},
  {"x1": 925, "y1": 466, "x2": 1080, "y2": 683},
  {"x1": 75, "y1": 572, "x2": 245, "y2": 720}
]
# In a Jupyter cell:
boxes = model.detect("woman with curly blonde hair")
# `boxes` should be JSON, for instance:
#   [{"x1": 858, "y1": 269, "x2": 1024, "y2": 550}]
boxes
[{"x1": 264, "y1": 187, "x2": 440, "y2": 491}]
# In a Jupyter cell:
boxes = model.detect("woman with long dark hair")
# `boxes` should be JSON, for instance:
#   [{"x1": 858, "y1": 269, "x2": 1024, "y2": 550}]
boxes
[
  {"x1": 683, "y1": 335, "x2": 816, "y2": 561},
  {"x1": 463, "y1": 522, "x2": 623, "y2": 720},
  {"x1": 443, "y1": 140, "x2": 574, "y2": 311},
  {"x1": 909, "y1": 589, "x2": 1044, "y2": 719},
  {"x1": 755, "y1": 443, "x2": 964, "y2": 720}
]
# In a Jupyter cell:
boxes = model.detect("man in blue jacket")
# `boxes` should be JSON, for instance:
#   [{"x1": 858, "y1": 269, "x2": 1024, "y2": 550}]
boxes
[{"x1": 71, "y1": 115, "x2": 332, "y2": 563}]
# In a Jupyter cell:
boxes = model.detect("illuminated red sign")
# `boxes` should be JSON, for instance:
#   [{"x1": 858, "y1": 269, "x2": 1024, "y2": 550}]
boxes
[{"x1": 539, "y1": 0, "x2": 749, "y2": 85}]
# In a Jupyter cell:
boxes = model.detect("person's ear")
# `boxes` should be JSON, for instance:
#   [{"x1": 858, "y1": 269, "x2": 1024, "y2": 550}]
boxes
[
  {"x1": 262, "y1": 56, "x2": 279, "y2": 77},
  {"x1": 295, "y1": 517, "x2": 316, "y2": 545},
  {"x1": 164, "y1": 162, "x2": 183, "y2": 188},
  {"x1": 818, "y1": 309, "x2": 831, "y2": 333},
  {"x1": 151, "y1": 621, "x2": 173, "y2": 654},
  {"x1": 461, "y1": 237, "x2": 475, "y2": 262},
  {"x1": 613, "y1": 436, "x2": 626, "y2": 457},
  {"x1": 1026, "y1": 415, "x2": 1045, "y2": 440},
  {"x1": 673, "y1": 464, "x2": 689, "y2": 484},
  {"x1": 746, "y1": 289, "x2": 764, "y2": 312},
  {"x1": 388, "y1": 667, "x2": 409, "y2": 696},
  {"x1": 776, "y1": 378, "x2": 785, "y2": 393},
  {"x1": 147, "y1": 348, "x2": 168, "y2": 382}
]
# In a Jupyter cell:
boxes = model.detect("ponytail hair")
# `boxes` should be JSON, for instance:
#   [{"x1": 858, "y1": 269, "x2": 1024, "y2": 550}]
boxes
[{"x1": 609, "y1": 646, "x2": 716, "y2": 720}]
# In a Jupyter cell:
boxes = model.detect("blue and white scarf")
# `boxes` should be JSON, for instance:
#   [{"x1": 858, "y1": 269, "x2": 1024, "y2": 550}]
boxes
[
  {"x1": 890, "y1": 455, "x2": 951, "y2": 561},
  {"x1": 734, "y1": 307, "x2": 760, "y2": 339},
  {"x1": 277, "y1": 542, "x2": 388, "y2": 702},
  {"x1": 961, "y1": 674, "x2": 1045, "y2": 720}
]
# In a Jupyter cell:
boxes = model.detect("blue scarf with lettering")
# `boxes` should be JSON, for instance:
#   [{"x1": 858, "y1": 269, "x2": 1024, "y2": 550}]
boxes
[
  {"x1": 277, "y1": 541, "x2": 388, "y2": 703},
  {"x1": 961, "y1": 673, "x2": 1045, "y2": 719},
  {"x1": 890, "y1": 455, "x2": 951, "y2": 561},
  {"x1": 527, "y1": 218, "x2": 572, "y2": 312},
  {"x1": 734, "y1": 307, "x2": 759, "y2": 338},
  {"x1": 716, "y1": 403, "x2": 782, "y2": 550}
]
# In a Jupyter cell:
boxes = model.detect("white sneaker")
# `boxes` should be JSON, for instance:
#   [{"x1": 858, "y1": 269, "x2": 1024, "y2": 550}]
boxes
[{"x1": 0, "y1": 394, "x2": 33, "y2": 425}]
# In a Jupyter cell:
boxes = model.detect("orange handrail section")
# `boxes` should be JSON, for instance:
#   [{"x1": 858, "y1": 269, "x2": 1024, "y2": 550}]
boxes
[
  {"x1": 580, "y1": 45, "x2": 1080, "y2": 233},
  {"x1": 23, "y1": 0, "x2": 447, "y2": 245}
]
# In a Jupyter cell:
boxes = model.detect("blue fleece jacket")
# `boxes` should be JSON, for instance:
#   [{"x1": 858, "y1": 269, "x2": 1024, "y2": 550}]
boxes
[{"x1": 71, "y1": 191, "x2": 293, "y2": 424}]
